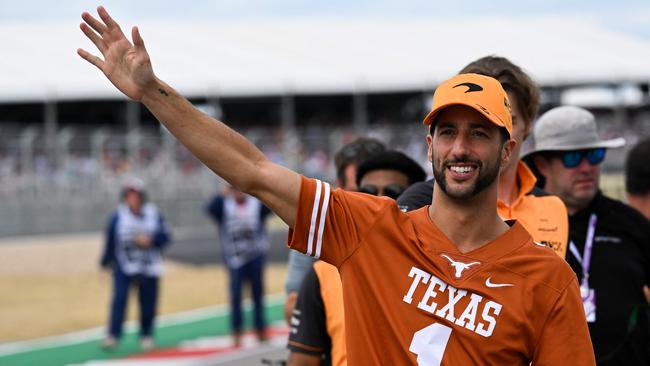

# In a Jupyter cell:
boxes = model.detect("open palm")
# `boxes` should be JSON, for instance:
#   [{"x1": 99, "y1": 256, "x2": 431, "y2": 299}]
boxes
[{"x1": 78, "y1": 6, "x2": 155, "y2": 102}]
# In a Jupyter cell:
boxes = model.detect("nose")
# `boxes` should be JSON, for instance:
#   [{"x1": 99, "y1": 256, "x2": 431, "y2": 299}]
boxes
[
  {"x1": 575, "y1": 157, "x2": 591, "y2": 170},
  {"x1": 573, "y1": 156, "x2": 597, "y2": 175},
  {"x1": 450, "y1": 133, "x2": 471, "y2": 157}
]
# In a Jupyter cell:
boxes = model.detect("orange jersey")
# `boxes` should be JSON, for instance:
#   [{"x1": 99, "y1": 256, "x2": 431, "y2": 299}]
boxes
[
  {"x1": 497, "y1": 162, "x2": 569, "y2": 257},
  {"x1": 288, "y1": 177, "x2": 595, "y2": 365}
]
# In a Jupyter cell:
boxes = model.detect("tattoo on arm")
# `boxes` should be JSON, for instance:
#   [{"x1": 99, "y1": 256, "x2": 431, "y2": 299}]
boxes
[{"x1": 158, "y1": 88, "x2": 169, "y2": 96}]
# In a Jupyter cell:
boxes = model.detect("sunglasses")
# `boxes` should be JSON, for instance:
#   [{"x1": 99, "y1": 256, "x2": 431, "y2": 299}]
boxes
[
  {"x1": 358, "y1": 184, "x2": 406, "y2": 200},
  {"x1": 553, "y1": 148, "x2": 606, "y2": 169}
]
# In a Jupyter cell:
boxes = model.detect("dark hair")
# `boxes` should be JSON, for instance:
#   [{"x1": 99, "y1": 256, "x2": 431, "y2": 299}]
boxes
[
  {"x1": 334, "y1": 137, "x2": 386, "y2": 186},
  {"x1": 625, "y1": 138, "x2": 650, "y2": 195},
  {"x1": 121, "y1": 187, "x2": 147, "y2": 202},
  {"x1": 459, "y1": 55, "x2": 540, "y2": 127},
  {"x1": 355, "y1": 150, "x2": 426, "y2": 187}
]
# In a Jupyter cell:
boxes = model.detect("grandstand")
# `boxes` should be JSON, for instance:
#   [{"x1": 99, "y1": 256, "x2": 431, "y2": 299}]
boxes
[{"x1": 1, "y1": 16, "x2": 649, "y2": 236}]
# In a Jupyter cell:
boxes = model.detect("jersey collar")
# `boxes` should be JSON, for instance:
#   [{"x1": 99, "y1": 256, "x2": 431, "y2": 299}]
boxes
[{"x1": 409, "y1": 206, "x2": 532, "y2": 263}]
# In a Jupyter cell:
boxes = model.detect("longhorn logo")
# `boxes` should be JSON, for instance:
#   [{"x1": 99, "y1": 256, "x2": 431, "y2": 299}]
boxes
[{"x1": 441, "y1": 254, "x2": 481, "y2": 278}]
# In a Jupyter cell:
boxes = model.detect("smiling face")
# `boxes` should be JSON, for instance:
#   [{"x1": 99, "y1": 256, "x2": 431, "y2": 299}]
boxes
[{"x1": 428, "y1": 105, "x2": 513, "y2": 200}]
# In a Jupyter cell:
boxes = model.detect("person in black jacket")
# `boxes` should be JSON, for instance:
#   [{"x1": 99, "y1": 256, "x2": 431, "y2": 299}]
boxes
[
  {"x1": 626, "y1": 137, "x2": 650, "y2": 221},
  {"x1": 526, "y1": 105, "x2": 650, "y2": 365}
]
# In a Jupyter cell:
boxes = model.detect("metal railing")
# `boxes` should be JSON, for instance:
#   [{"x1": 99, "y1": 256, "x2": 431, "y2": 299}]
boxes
[
  {"x1": 0, "y1": 112, "x2": 644, "y2": 236},
  {"x1": 0, "y1": 123, "x2": 430, "y2": 236}
]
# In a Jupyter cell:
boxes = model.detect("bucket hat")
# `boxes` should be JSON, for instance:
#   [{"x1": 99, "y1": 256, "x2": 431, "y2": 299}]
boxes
[{"x1": 523, "y1": 105, "x2": 624, "y2": 158}]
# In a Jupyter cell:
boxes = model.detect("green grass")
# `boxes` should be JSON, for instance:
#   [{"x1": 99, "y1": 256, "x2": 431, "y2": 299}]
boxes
[{"x1": 0, "y1": 302, "x2": 284, "y2": 366}]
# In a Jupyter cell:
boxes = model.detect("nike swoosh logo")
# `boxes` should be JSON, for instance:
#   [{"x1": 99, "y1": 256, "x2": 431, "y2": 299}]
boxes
[{"x1": 485, "y1": 277, "x2": 514, "y2": 288}]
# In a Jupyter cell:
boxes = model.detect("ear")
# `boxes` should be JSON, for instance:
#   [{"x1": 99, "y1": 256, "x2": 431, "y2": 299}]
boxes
[
  {"x1": 426, "y1": 134, "x2": 433, "y2": 162},
  {"x1": 522, "y1": 120, "x2": 533, "y2": 141},
  {"x1": 500, "y1": 138, "x2": 517, "y2": 169}
]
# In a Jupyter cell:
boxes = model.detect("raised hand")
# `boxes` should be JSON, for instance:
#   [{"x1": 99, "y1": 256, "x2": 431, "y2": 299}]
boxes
[{"x1": 77, "y1": 6, "x2": 155, "y2": 101}]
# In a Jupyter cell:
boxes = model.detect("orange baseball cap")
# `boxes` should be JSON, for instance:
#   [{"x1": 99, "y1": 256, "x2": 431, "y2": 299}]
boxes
[{"x1": 423, "y1": 73, "x2": 512, "y2": 137}]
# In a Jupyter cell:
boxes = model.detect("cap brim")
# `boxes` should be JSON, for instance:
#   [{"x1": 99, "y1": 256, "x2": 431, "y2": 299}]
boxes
[
  {"x1": 423, "y1": 102, "x2": 509, "y2": 137},
  {"x1": 522, "y1": 137, "x2": 626, "y2": 158}
]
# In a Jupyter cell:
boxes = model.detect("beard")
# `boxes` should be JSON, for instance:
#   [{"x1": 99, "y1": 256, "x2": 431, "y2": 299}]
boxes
[{"x1": 432, "y1": 152, "x2": 501, "y2": 200}]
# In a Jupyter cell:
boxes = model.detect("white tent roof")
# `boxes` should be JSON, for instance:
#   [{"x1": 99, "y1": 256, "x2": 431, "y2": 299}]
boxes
[{"x1": 2, "y1": 16, "x2": 650, "y2": 102}]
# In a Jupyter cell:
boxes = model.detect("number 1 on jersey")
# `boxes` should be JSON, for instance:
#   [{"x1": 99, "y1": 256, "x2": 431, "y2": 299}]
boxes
[{"x1": 409, "y1": 322, "x2": 453, "y2": 365}]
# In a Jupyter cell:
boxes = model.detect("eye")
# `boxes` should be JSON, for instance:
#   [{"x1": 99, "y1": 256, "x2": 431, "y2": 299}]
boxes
[
  {"x1": 437, "y1": 127, "x2": 455, "y2": 136},
  {"x1": 471, "y1": 129, "x2": 488, "y2": 138}
]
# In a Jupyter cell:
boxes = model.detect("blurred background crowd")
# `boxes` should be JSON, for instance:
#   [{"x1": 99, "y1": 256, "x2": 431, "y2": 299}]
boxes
[{"x1": 1, "y1": 91, "x2": 648, "y2": 236}]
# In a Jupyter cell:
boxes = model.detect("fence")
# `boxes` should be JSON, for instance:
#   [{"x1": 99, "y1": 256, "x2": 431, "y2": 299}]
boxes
[
  {"x1": 0, "y1": 123, "x2": 432, "y2": 236},
  {"x1": 0, "y1": 108, "x2": 646, "y2": 237}
]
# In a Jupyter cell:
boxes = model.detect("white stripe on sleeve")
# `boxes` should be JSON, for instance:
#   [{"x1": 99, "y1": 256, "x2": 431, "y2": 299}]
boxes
[
  {"x1": 306, "y1": 180, "x2": 322, "y2": 256},
  {"x1": 314, "y1": 182, "x2": 331, "y2": 259}
]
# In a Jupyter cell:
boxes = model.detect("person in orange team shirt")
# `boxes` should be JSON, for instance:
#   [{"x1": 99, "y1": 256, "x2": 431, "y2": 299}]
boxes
[{"x1": 78, "y1": 7, "x2": 594, "y2": 364}]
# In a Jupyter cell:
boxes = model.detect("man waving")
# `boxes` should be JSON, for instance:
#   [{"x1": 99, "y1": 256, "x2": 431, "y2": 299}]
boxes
[{"x1": 78, "y1": 7, "x2": 594, "y2": 364}]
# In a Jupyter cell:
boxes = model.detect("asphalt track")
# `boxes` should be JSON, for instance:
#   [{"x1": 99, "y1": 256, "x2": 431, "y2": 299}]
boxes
[{"x1": 200, "y1": 345, "x2": 288, "y2": 366}]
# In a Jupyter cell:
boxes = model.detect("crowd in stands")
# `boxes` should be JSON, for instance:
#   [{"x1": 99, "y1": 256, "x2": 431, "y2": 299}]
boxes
[
  {"x1": 2, "y1": 107, "x2": 649, "y2": 193},
  {"x1": 0, "y1": 123, "x2": 432, "y2": 199}
]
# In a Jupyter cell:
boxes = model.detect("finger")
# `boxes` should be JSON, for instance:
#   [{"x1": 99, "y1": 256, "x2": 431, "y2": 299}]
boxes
[
  {"x1": 77, "y1": 48, "x2": 105, "y2": 71},
  {"x1": 81, "y1": 11, "x2": 107, "y2": 35},
  {"x1": 80, "y1": 23, "x2": 107, "y2": 54},
  {"x1": 97, "y1": 6, "x2": 122, "y2": 31},
  {"x1": 644, "y1": 285, "x2": 650, "y2": 305},
  {"x1": 132, "y1": 26, "x2": 146, "y2": 51}
]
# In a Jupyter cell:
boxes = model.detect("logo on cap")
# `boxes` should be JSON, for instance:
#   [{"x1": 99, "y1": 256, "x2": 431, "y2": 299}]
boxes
[{"x1": 453, "y1": 82, "x2": 483, "y2": 93}]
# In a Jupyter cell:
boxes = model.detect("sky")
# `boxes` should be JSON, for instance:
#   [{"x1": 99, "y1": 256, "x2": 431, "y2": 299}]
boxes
[{"x1": 1, "y1": 0, "x2": 650, "y2": 40}]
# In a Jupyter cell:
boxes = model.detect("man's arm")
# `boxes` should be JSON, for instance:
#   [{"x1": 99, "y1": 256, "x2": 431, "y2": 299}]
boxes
[
  {"x1": 153, "y1": 214, "x2": 171, "y2": 249},
  {"x1": 100, "y1": 213, "x2": 118, "y2": 268},
  {"x1": 286, "y1": 352, "x2": 322, "y2": 366},
  {"x1": 205, "y1": 196, "x2": 224, "y2": 224},
  {"x1": 78, "y1": 7, "x2": 300, "y2": 226},
  {"x1": 284, "y1": 250, "x2": 317, "y2": 323},
  {"x1": 532, "y1": 278, "x2": 595, "y2": 365}
]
